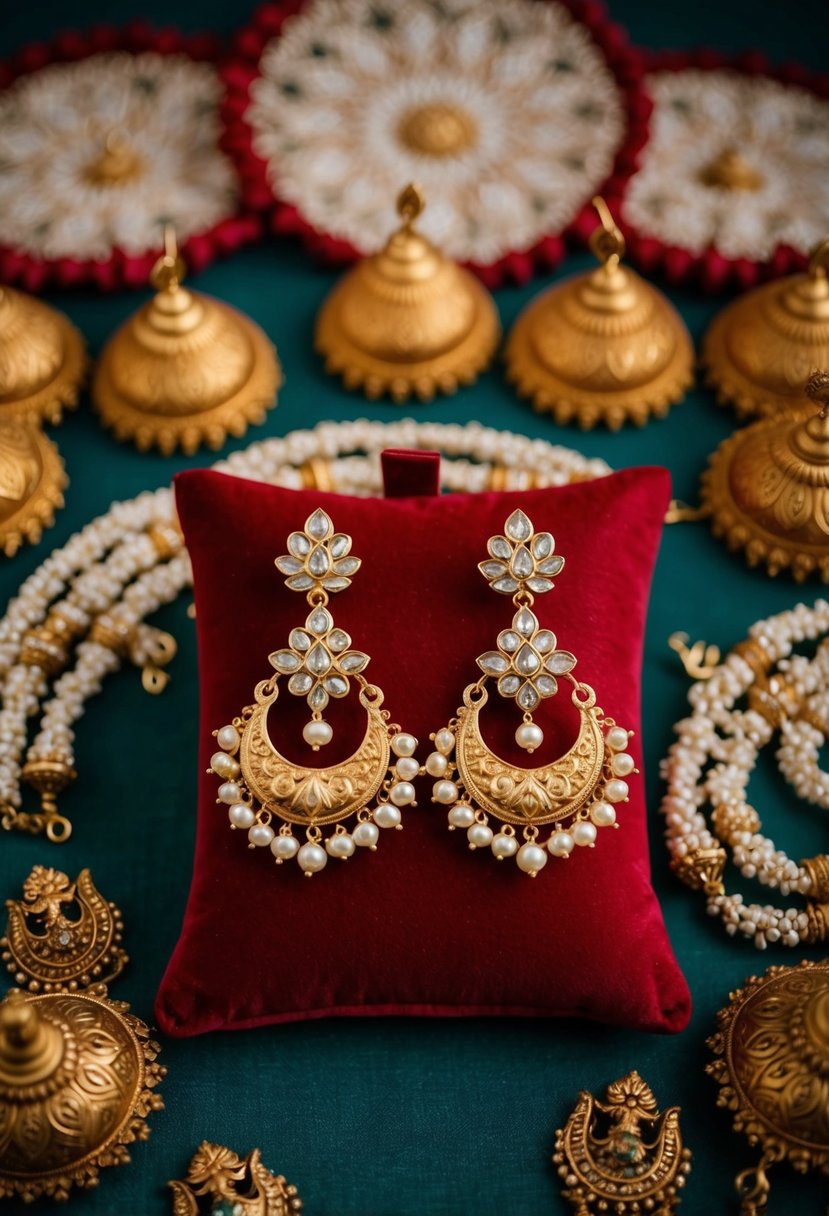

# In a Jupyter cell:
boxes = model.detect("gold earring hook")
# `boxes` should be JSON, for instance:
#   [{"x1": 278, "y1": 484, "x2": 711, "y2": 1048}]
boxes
[
  {"x1": 396, "y1": 183, "x2": 425, "y2": 232},
  {"x1": 149, "y1": 224, "x2": 186, "y2": 292},
  {"x1": 589, "y1": 195, "x2": 626, "y2": 270},
  {"x1": 668, "y1": 631, "x2": 721, "y2": 680}
]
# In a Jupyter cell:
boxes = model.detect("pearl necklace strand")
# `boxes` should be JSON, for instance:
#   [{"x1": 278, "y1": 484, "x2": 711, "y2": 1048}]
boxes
[
  {"x1": 0, "y1": 418, "x2": 608, "y2": 841},
  {"x1": 660, "y1": 599, "x2": 829, "y2": 948}
]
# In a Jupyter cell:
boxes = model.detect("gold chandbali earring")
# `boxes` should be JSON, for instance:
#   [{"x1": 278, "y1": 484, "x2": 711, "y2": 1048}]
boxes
[
  {"x1": 211, "y1": 508, "x2": 422, "y2": 876},
  {"x1": 170, "y1": 1142, "x2": 303, "y2": 1215},
  {"x1": 427, "y1": 509, "x2": 636, "y2": 876}
]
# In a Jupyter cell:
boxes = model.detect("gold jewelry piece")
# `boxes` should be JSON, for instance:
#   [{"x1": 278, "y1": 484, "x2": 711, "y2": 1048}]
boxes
[
  {"x1": 212, "y1": 507, "x2": 422, "y2": 876},
  {"x1": 701, "y1": 370, "x2": 829, "y2": 581},
  {"x1": 315, "y1": 184, "x2": 500, "y2": 403},
  {"x1": 553, "y1": 1071, "x2": 692, "y2": 1214},
  {"x1": 0, "y1": 286, "x2": 86, "y2": 426},
  {"x1": 427, "y1": 509, "x2": 636, "y2": 875},
  {"x1": 170, "y1": 1142, "x2": 302, "y2": 1215},
  {"x1": 0, "y1": 418, "x2": 66, "y2": 557},
  {"x1": 703, "y1": 234, "x2": 829, "y2": 420},
  {"x1": 93, "y1": 227, "x2": 281, "y2": 454},
  {"x1": 708, "y1": 959, "x2": 829, "y2": 1214},
  {"x1": 0, "y1": 866, "x2": 164, "y2": 1204},
  {"x1": 505, "y1": 197, "x2": 693, "y2": 429}
]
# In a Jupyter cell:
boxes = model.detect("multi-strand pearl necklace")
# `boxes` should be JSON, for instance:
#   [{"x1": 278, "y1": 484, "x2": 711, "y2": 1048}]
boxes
[
  {"x1": 661, "y1": 600, "x2": 829, "y2": 949},
  {"x1": 0, "y1": 418, "x2": 608, "y2": 842}
]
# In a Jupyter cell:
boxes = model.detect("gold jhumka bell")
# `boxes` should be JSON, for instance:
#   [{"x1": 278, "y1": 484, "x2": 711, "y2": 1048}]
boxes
[
  {"x1": 0, "y1": 418, "x2": 66, "y2": 557},
  {"x1": 0, "y1": 866, "x2": 164, "y2": 1203},
  {"x1": 506, "y1": 198, "x2": 693, "y2": 429},
  {"x1": 315, "y1": 184, "x2": 500, "y2": 403},
  {"x1": 0, "y1": 286, "x2": 86, "y2": 426},
  {"x1": 93, "y1": 228, "x2": 281, "y2": 454},
  {"x1": 701, "y1": 370, "x2": 829, "y2": 581},
  {"x1": 708, "y1": 959, "x2": 829, "y2": 1216},
  {"x1": 703, "y1": 235, "x2": 829, "y2": 419}
]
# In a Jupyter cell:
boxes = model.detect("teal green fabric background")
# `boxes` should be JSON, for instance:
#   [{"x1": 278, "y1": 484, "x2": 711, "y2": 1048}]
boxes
[{"x1": 1, "y1": 2, "x2": 828, "y2": 1211}]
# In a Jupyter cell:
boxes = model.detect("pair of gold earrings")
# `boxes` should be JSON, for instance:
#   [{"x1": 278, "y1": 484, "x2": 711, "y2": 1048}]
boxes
[{"x1": 210, "y1": 508, "x2": 636, "y2": 877}]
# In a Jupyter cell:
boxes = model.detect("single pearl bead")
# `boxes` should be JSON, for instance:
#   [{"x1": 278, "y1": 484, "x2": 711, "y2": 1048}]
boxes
[
  {"x1": 433, "y1": 779, "x2": 459, "y2": 804},
  {"x1": 590, "y1": 801, "x2": 616, "y2": 827},
  {"x1": 467, "y1": 823, "x2": 494, "y2": 849},
  {"x1": 353, "y1": 821, "x2": 379, "y2": 849},
  {"x1": 611, "y1": 753, "x2": 635, "y2": 776},
  {"x1": 548, "y1": 832, "x2": 574, "y2": 857},
  {"x1": 605, "y1": 779, "x2": 629, "y2": 803},
  {"x1": 248, "y1": 823, "x2": 275, "y2": 848},
  {"x1": 607, "y1": 727, "x2": 630, "y2": 751},
  {"x1": 448, "y1": 804, "x2": 475, "y2": 829},
  {"x1": 391, "y1": 733, "x2": 417, "y2": 758},
  {"x1": 271, "y1": 834, "x2": 299, "y2": 860},
  {"x1": 491, "y1": 833, "x2": 518, "y2": 859},
  {"x1": 216, "y1": 725, "x2": 240, "y2": 753},
  {"x1": 390, "y1": 781, "x2": 415, "y2": 806},
  {"x1": 434, "y1": 728, "x2": 455, "y2": 755},
  {"x1": 517, "y1": 843, "x2": 548, "y2": 875},
  {"x1": 298, "y1": 843, "x2": 328, "y2": 874},
  {"x1": 395, "y1": 757, "x2": 420, "y2": 780},
  {"x1": 573, "y1": 821, "x2": 597, "y2": 847},
  {"x1": 515, "y1": 722, "x2": 543, "y2": 752},
  {"x1": 326, "y1": 833, "x2": 355, "y2": 858},
  {"x1": 374, "y1": 804, "x2": 402, "y2": 829},
  {"x1": 425, "y1": 751, "x2": 448, "y2": 777},
  {"x1": 211, "y1": 751, "x2": 239, "y2": 778},
  {"x1": 303, "y1": 720, "x2": 333, "y2": 748},
  {"x1": 228, "y1": 803, "x2": 255, "y2": 829},
  {"x1": 218, "y1": 782, "x2": 242, "y2": 804}
]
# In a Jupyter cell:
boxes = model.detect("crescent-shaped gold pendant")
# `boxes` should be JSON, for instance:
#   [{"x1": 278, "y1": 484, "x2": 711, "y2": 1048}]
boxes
[
  {"x1": 239, "y1": 684, "x2": 391, "y2": 827},
  {"x1": 563, "y1": 1095, "x2": 685, "y2": 1199},
  {"x1": 455, "y1": 683, "x2": 605, "y2": 827}
]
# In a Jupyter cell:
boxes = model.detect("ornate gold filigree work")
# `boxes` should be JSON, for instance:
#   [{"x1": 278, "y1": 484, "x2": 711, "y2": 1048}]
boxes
[
  {"x1": 0, "y1": 419, "x2": 66, "y2": 558},
  {"x1": 553, "y1": 1071, "x2": 692, "y2": 1213},
  {"x1": 707, "y1": 960, "x2": 829, "y2": 1213},
  {"x1": 169, "y1": 1142, "x2": 303, "y2": 1215}
]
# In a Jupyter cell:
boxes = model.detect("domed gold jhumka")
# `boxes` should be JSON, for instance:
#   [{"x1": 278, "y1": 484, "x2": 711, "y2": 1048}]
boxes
[
  {"x1": 0, "y1": 418, "x2": 66, "y2": 557},
  {"x1": 315, "y1": 184, "x2": 500, "y2": 403},
  {"x1": 0, "y1": 287, "x2": 86, "y2": 426}
]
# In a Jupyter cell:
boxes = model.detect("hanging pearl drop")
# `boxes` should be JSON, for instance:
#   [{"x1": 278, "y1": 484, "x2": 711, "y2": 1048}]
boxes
[
  {"x1": 434, "y1": 729, "x2": 455, "y2": 755},
  {"x1": 271, "y1": 834, "x2": 299, "y2": 860},
  {"x1": 433, "y1": 780, "x2": 459, "y2": 804},
  {"x1": 395, "y1": 756, "x2": 420, "y2": 780},
  {"x1": 216, "y1": 725, "x2": 240, "y2": 753},
  {"x1": 390, "y1": 781, "x2": 415, "y2": 806},
  {"x1": 211, "y1": 751, "x2": 239, "y2": 778},
  {"x1": 374, "y1": 804, "x2": 402, "y2": 829},
  {"x1": 607, "y1": 727, "x2": 630, "y2": 751},
  {"x1": 303, "y1": 720, "x2": 333, "y2": 748},
  {"x1": 611, "y1": 753, "x2": 635, "y2": 776},
  {"x1": 248, "y1": 823, "x2": 275, "y2": 848},
  {"x1": 590, "y1": 801, "x2": 616, "y2": 827},
  {"x1": 605, "y1": 779, "x2": 629, "y2": 803},
  {"x1": 548, "y1": 831, "x2": 574, "y2": 857},
  {"x1": 425, "y1": 751, "x2": 448, "y2": 777},
  {"x1": 448, "y1": 804, "x2": 475, "y2": 829},
  {"x1": 391, "y1": 733, "x2": 418, "y2": 757},
  {"x1": 218, "y1": 782, "x2": 242, "y2": 804},
  {"x1": 298, "y1": 843, "x2": 328, "y2": 874},
  {"x1": 353, "y1": 821, "x2": 380, "y2": 848},
  {"x1": 491, "y1": 833, "x2": 518, "y2": 859},
  {"x1": 573, "y1": 821, "x2": 597, "y2": 847},
  {"x1": 228, "y1": 803, "x2": 255, "y2": 829},
  {"x1": 326, "y1": 833, "x2": 355, "y2": 858},
  {"x1": 516, "y1": 843, "x2": 547, "y2": 875},
  {"x1": 467, "y1": 823, "x2": 494, "y2": 849},
  {"x1": 515, "y1": 722, "x2": 543, "y2": 751}
]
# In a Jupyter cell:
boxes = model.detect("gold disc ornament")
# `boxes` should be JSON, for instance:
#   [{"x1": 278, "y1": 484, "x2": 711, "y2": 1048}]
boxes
[
  {"x1": 707, "y1": 959, "x2": 829, "y2": 1214},
  {"x1": 0, "y1": 417, "x2": 66, "y2": 557},
  {"x1": 701, "y1": 370, "x2": 829, "y2": 581},
  {"x1": 93, "y1": 228, "x2": 281, "y2": 454},
  {"x1": 703, "y1": 235, "x2": 829, "y2": 419},
  {"x1": 506, "y1": 198, "x2": 694, "y2": 429},
  {"x1": 315, "y1": 185, "x2": 500, "y2": 403},
  {"x1": 0, "y1": 287, "x2": 86, "y2": 426}
]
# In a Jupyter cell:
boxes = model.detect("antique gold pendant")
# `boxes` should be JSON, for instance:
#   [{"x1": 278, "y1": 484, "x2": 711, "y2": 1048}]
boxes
[
  {"x1": 0, "y1": 865, "x2": 164, "y2": 1203},
  {"x1": 506, "y1": 198, "x2": 693, "y2": 429},
  {"x1": 211, "y1": 507, "x2": 422, "y2": 876},
  {"x1": 553, "y1": 1071, "x2": 692, "y2": 1213},
  {"x1": 427, "y1": 509, "x2": 636, "y2": 875},
  {"x1": 170, "y1": 1142, "x2": 303, "y2": 1215},
  {"x1": 708, "y1": 959, "x2": 829, "y2": 1214},
  {"x1": 0, "y1": 286, "x2": 86, "y2": 426},
  {"x1": 0, "y1": 418, "x2": 66, "y2": 557},
  {"x1": 93, "y1": 228, "x2": 281, "y2": 454},
  {"x1": 315, "y1": 184, "x2": 500, "y2": 403}
]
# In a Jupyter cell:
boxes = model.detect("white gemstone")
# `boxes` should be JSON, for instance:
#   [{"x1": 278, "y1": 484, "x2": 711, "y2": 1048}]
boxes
[
  {"x1": 517, "y1": 843, "x2": 547, "y2": 874},
  {"x1": 480, "y1": 560, "x2": 508, "y2": 580},
  {"x1": 517, "y1": 683, "x2": 540, "y2": 711},
  {"x1": 612, "y1": 753, "x2": 635, "y2": 776},
  {"x1": 324, "y1": 675, "x2": 349, "y2": 696},
  {"x1": 308, "y1": 607, "x2": 332, "y2": 634},
  {"x1": 546, "y1": 651, "x2": 576, "y2": 675},
  {"x1": 448, "y1": 804, "x2": 475, "y2": 828},
  {"x1": 228, "y1": 803, "x2": 255, "y2": 829},
  {"x1": 322, "y1": 576, "x2": 350, "y2": 592},
  {"x1": 425, "y1": 751, "x2": 448, "y2": 777},
  {"x1": 498, "y1": 630, "x2": 521, "y2": 653},
  {"x1": 288, "y1": 673, "x2": 313, "y2": 695},
  {"x1": 433, "y1": 780, "x2": 459, "y2": 804},
  {"x1": 275, "y1": 555, "x2": 303, "y2": 574},
  {"x1": 504, "y1": 509, "x2": 532, "y2": 542},
  {"x1": 510, "y1": 546, "x2": 533, "y2": 579},
  {"x1": 534, "y1": 631, "x2": 555, "y2": 654},
  {"x1": 467, "y1": 823, "x2": 494, "y2": 849},
  {"x1": 303, "y1": 720, "x2": 333, "y2": 747},
  {"x1": 548, "y1": 831, "x2": 574, "y2": 857},
  {"x1": 217, "y1": 725, "x2": 240, "y2": 752},
  {"x1": 297, "y1": 842, "x2": 328, "y2": 873},
  {"x1": 331, "y1": 534, "x2": 350, "y2": 558},
  {"x1": 492, "y1": 577, "x2": 519, "y2": 594},
  {"x1": 395, "y1": 757, "x2": 420, "y2": 780},
  {"x1": 573, "y1": 821, "x2": 597, "y2": 847},
  {"x1": 287, "y1": 574, "x2": 314, "y2": 591},
  {"x1": 328, "y1": 628, "x2": 350, "y2": 652},
  {"x1": 488, "y1": 536, "x2": 511, "y2": 559},
  {"x1": 532, "y1": 532, "x2": 553, "y2": 559},
  {"x1": 527, "y1": 577, "x2": 553, "y2": 594},
  {"x1": 374, "y1": 804, "x2": 402, "y2": 829},
  {"x1": 535, "y1": 675, "x2": 558, "y2": 697},
  {"x1": 516, "y1": 722, "x2": 543, "y2": 751},
  {"x1": 335, "y1": 557, "x2": 360, "y2": 576},
  {"x1": 353, "y1": 821, "x2": 379, "y2": 848},
  {"x1": 270, "y1": 649, "x2": 301, "y2": 673},
  {"x1": 288, "y1": 532, "x2": 311, "y2": 557},
  {"x1": 248, "y1": 823, "x2": 275, "y2": 847},
  {"x1": 607, "y1": 727, "x2": 630, "y2": 751},
  {"x1": 515, "y1": 644, "x2": 540, "y2": 675},
  {"x1": 477, "y1": 650, "x2": 509, "y2": 675},
  {"x1": 498, "y1": 675, "x2": 521, "y2": 696},
  {"x1": 434, "y1": 729, "x2": 455, "y2": 755},
  {"x1": 514, "y1": 608, "x2": 537, "y2": 637},
  {"x1": 307, "y1": 643, "x2": 331, "y2": 675},
  {"x1": 605, "y1": 779, "x2": 629, "y2": 803},
  {"x1": 309, "y1": 547, "x2": 330, "y2": 576},
  {"x1": 340, "y1": 652, "x2": 368, "y2": 672},
  {"x1": 591, "y1": 801, "x2": 616, "y2": 827},
  {"x1": 309, "y1": 684, "x2": 329, "y2": 710},
  {"x1": 390, "y1": 781, "x2": 415, "y2": 806},
  {"x1": 391, "y1": 733, "x2": 418, "y2": 757},
  {"x1": 271, "y1": 834, "x2": 299, "y2": 859},
  {"x1": 306, "y1": 508, "x2": 331, "y2": 539},
  {"x1": 289, "y1": 628, "x2": 311, "y2": 651},
  {"x1": 326, "y1": 833, "x2": 355, "y2": 858},
  {"x1": 211, "y1": 751, "x2": 238, "y2": 778},
  {"x1": 491, "y1": 833, "x2": 518, "y2": 859},
  {"x1": 537, "y1": 556, "x2": 564, "y2": 577},
  {"x1": 218, "y1": 782, "x2": 241, "y2": 804}
]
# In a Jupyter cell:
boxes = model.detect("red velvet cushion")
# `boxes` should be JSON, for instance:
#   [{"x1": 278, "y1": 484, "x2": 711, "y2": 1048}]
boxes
[{"x1": 155, "y1": 460, "x2": 690, "y2": 1036}]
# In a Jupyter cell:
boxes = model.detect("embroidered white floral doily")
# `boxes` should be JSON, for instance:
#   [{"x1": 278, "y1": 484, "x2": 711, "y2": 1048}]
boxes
[
  {"x1": 0, "y1": 52, "x2": 240, "y2": 262},
  {"x1": 624, "y1": 68, "x2": 829, "y2": 261},
  {"x1": 245, "y1": 0, "x2": 626, "y2": 264}
]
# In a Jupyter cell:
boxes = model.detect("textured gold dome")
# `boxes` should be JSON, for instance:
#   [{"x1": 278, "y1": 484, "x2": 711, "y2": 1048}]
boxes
[
  {"x1": 506, "y1": 198, "x2": 693, "y2": 429},
  {"x1": 0, "y1": 287, "x2": 86, "y2": 425},
  {"x1": 702, "y1": 371, "x2": 829, "y2": 581},
  {"x1": 0, "y1": 418, "x2": 66, "y2": 557},
  {"x1": 703, "y1": 236, "x2": 829, "y2": 419},
  {"x1": 93, "y1": 230, "x2": 281, "y2": 455},
  {"x1": 315, "y1": 184, "x2": 500, "y2": 403}
]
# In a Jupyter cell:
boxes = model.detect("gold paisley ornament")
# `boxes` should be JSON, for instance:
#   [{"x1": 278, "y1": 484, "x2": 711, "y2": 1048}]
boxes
[
  {"x1": 93, "y1": 228, "x2": 281, "y2": 454},
  {"x1": 170, "y1": 1142, "x2": 303, "y2": 1215},
  {"x1": 211, "y1": 507, "x2": 422, "y2": 876},
  {"x1": 315, "y1": 184, "x2": 500, "y2": 403},
  {"x1": 427, "y1": 508, "x2": 636, "y2": 876},
  {"x1": 703, "y1": 235, "x2": 829, "y2": 419},
  {"x1": 553, "y1": 1071, "x2": 692, "y2": 1214},
  {"x1": 701, "y1": 370, "x2": 829, "y2": 581},
  {"x1": 0, "y1": 287, "x2": 86, "y2": 426},
  {"x1": 0, "y1": 418, "x2": 66, "y2": 557},
  {"x1": 707, "y1": 959, "x2": 829, "y2": 1214},
  {"x1": 506, "y1": 198, "x2": 693, "y2": 429}
]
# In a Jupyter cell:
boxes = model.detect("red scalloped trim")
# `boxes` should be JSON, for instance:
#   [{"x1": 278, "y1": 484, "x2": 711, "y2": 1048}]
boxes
[
  {"x1": 620, "y1": 48, "x2": 829, "y2": 293},
  {"x1": 0, "y1": 24, "x2": 262, "y2": 292},
  {"x1": 220, "y1": 0, "x2": 651, "y2": 286}
]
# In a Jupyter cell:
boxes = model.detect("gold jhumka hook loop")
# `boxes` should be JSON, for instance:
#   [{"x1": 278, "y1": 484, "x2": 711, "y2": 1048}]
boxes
[
  {"x1": 589, "y1": 195, "x2": 626, "y2": 269},
  {"x1": 668, "y1": 632, "x2": 722, "y2": 680}
]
